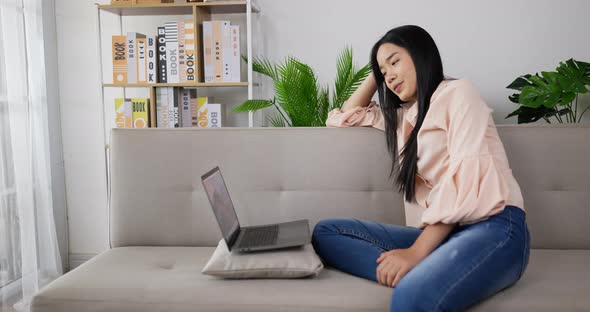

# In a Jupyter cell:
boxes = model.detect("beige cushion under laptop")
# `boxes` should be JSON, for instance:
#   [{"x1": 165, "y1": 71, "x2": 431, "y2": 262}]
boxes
[{"x1": 202, "y1": 239, "x2": 324, "y2": 279}]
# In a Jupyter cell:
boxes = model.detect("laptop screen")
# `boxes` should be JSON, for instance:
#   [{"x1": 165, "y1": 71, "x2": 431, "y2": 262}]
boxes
[{"x1": 201, "y1": 167, "x2": 240, "y2": 245}]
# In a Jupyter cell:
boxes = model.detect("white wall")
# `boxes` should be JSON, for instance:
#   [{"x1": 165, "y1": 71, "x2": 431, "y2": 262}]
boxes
[
  {"x1": 56, "y1": 0, "x2": 110, "y2": 263},
  {"x1": 55, "y1": 0, "x2": 590, "y2": 263}
]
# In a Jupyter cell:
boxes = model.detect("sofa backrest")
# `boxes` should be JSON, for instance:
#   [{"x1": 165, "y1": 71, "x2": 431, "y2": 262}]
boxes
[
  {"x1": 110, "y1": 125, "x2": 590, "y2": 250},
  {"x1": 495, "y1": 124, "x2": 590, "y2": 249},
  {"x1": 109, "y1": 128, "x2": 406, "y2": 248}
]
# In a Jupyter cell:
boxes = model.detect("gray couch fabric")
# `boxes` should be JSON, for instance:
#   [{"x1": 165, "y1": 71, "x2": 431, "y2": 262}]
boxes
[{"x1": 32, "y1": 125, "x2": 590, "y2": 311}]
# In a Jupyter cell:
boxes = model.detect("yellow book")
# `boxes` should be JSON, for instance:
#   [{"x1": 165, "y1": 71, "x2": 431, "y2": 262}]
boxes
[
  {"x1": 112, "y1": 36, "x2": 127, "y2": 84},
  {"x1": 196, "y1": 96, "x2": 209, "y2": 128},
  {"x1": 114, "y1": 98, "x2": 132, "y2": 128},
  {"x1": 115, "y1": 98, "x2": 126, "y2": 128},
  {"x1": 132, "y1": 98, "x2": 149, "y2": 128}
]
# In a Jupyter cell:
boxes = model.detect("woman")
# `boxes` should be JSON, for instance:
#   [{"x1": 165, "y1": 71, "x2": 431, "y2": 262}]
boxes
[{"x1": 312, "y1": 25, "x2": 530, "y2": 311}]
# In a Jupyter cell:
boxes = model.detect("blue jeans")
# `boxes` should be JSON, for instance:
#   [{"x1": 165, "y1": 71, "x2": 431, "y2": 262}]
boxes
[{"x1": 312, "y1": 206, "x2": 530, "y2": 312}]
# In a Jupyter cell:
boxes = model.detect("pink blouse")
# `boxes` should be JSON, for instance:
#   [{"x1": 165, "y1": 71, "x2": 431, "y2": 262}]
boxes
[{"x1": 326, "y1": 79, "x2": 525, "y2": 228}]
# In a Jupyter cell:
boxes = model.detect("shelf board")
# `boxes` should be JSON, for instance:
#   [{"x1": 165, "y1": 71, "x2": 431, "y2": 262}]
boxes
[
  {"x1": 97, "y1": 1, "x2": 256, "y2": 15},
  {"x1": 103, "y1": 82, "x2": 250, "y2": 87}
]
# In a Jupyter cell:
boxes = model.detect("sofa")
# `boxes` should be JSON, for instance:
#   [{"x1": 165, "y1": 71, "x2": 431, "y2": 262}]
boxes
[{"x1": 32, "y1": 125, "x2": 590, "y2": 311}]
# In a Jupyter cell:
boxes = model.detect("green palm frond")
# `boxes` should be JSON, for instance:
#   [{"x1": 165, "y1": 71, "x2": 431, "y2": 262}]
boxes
[
  {"x1": 232, "y1": 99, "x2": 274, "y2": 113},
  {"x1": 291, "y1": 58, "x2": 320, "y2": 126},
  {"x1": 235, "y1": 47, "x2": 369, "y2": 127},
  {"x1": 243, "y1": 55, "x2": 278, "y2": 80},
  {"x1": 274, "y1": 57, "x2": 302, "y2": 123},
  {"x1": 332, "y1": 47, "x2": 372, "y2": 110},
  {"x1": 275, "y1": 56, "x2": 320, "y2": 126},
  {"x1": 333, "y1": 46, "x2": 354, "y2": 107},
  {"x1": 267, "y1": 112, "x2": 288, "y2": 127},
  {"x1": 315, "y1": 86, "x2": 330, "y2": 126}
]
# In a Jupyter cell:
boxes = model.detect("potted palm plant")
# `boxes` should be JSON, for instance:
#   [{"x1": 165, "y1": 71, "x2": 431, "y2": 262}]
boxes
[
  {"x1": 506, "y1": 58, "x2": 590, "y2": 124},
  {"x1": 232, "y1": 47, "x2": 371, "y2": 127}
]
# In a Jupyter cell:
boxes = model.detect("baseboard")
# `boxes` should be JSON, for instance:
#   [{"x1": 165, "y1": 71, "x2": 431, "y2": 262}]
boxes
[{"x1": 68, "y1": 253, "x2": 97, "y2": 271}]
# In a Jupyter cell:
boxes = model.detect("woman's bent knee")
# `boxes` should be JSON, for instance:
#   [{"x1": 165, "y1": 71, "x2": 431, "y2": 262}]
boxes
[{"x1": 390, "y1": 282, "x2": 435, "y2": 312}]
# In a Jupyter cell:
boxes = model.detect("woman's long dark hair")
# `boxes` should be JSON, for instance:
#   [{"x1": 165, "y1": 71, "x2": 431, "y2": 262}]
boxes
[{"x1": 370, "y1": 25, "x2": 444, "y2": 203}]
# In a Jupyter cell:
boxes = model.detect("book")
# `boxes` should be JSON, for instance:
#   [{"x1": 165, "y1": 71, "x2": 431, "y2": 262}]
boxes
[
  {"x1": 114, "y1": 98, "x2": 132, "y2": 128},
  {"x1": 177, "y1": 21, "x2": 187, "y2": 83},
  {"x1": 127, "y1": 32, "x2": 145, "y2": 84},
  {"x1": 112, "y1": 35, "x2": 127, "y2": 84},
  {"x1": 157, "y1": 27, "x2": 167, "y2": 83},
  {"x1": 207, "y1": 104, "x2": 222, "y2": 128},
  {"x1": 137, "y1": 37, "x2": 147, "y2": 83},
  {"x1": 203, "y1": 21, "x2": 213, "y2": 82},
  {"x1": 189, "y1": 89, "x2": 198, "y2": 127},
  {"x1": 132, "y1": 98, "x2": 149, "y2": 128},
  {"x1": 211, "y1": 21, "x2": 226, "y2": 82},
  {"x1": 149, "y1": 89, "x2": 156, "y2": 127},
  {"x1": 196, "y1": 96, "x2": 208, "y2": 128},
  {"x1": 230, "y1": 25, "x2": 241, "y2": 82},
  {"x1": 167, "y1": 86, "x2": 175, "y2": 127},
  {"x1": 127, "y1": 33, "x2": 137, "y2": 84},
  {"x1": 222, "y1": 21, "x2": 232, "y2": 82},
  {"x1": 164, "y1": 22, "x2": 180, "y2": 83},
  {"x1": 184, "y1": 21, "x2": 196, "y2": 82},
  {"x1": 156, "y1": 87, "x2": 169, "y2": 128},
  {"x1": 180, "y1": 88, "x2": 192, "y2": 127},
  {"x1": 124, "y1": 99, "x2": 132, "y2": 127},
  {"x1": 173, "y1": 88, "x2": 180, "y2": 127},
  {"x1": 147, "y1": 35, "x2": 157, "y2": 84}
]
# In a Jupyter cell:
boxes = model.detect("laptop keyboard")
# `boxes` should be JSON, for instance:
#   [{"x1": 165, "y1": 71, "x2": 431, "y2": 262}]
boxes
[{"x1": 239, "y1": 225, "x2": 279, "y2": 248}]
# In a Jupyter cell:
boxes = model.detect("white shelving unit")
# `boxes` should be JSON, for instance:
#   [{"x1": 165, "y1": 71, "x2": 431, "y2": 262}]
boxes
[{"x1": 94, "y1": 0, "x2": 259, "y2": 211}]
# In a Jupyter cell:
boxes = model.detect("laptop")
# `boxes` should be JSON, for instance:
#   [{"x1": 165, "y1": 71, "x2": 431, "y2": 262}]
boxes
[{"x1": 201, "y1": 166, "x2": 311, "y2": 252}]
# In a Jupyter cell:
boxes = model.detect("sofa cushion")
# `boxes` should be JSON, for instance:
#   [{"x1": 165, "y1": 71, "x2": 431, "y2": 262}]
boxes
[
  {"x1": 201, "y1": 240, "x2": 323, "y2": 278},
  {"x1": 31, "y1": 247, "x2": 590, "y2": 312}
]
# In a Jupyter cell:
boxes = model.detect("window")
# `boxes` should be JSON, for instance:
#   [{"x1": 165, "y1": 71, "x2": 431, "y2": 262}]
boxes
[{"x1": 0, "y1": 96, "x2": 21, "y2": 289}]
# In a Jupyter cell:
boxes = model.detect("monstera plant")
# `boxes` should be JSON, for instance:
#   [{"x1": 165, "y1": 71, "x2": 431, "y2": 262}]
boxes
[
  {"x1": 506, "y1": 58, "x2": 590, "y2": 124},
  {"x1": 232, "y1": 47, "x2": 371, "y2": 127}
]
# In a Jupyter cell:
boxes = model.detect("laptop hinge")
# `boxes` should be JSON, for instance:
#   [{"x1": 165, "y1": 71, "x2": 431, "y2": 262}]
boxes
[{"x1": 227, "y1": 226, "x2": 241, "y2": 251}]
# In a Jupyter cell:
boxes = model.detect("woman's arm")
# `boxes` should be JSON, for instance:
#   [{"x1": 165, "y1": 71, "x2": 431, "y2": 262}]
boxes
[
  {"x1": 341, "y1": 72, "x2": 378, "y2": 112},
  {"x1": 376, "y1": 222, "x2": 455, "y2": 287},
  {"x1": 411, "y1": 222, "x2": 456, "y2": 258}
]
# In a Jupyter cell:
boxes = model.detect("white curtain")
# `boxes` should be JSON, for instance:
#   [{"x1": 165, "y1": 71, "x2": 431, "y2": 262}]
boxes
[{"x1": 0, "y1": 0, "x2": 63, "y2": 311}]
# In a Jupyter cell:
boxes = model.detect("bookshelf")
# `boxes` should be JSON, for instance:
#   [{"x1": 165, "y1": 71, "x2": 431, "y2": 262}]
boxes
[
  {"x1": 95, "y1": 0, "x2": 260, "y2": 206},
  {"x1": 96, "y1": 0, "x2": 259, "y2": 129},
  {"x1": 102, "y1": 82, "x2": 250, "y2": 87}
]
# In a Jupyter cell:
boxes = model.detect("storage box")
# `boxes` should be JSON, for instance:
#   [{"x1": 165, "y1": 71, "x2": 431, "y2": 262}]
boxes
[{"x1": 110, "y1": 0, "x2": 136, "y2": 5}]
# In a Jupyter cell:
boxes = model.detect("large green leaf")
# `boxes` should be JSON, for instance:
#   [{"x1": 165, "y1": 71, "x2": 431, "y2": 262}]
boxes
[
  {"x1": 511, "y1": 59, "x2": 589, "y2": 110},
  {"x1": 232, "y1": 99, "x2": 274, "y2": 113},
  {"x1": 506, "y1": 75, "x2": 533, "y2": 91},
  {"x1": 505, "y1": 106, "x2": 570, "y2": 124},
  {"x1": 556, "y1": 59, "x2": 590, "y2": 93}
]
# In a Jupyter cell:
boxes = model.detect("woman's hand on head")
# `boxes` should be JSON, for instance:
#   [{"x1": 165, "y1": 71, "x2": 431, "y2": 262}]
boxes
[{"x1": 376, "y1": 247, "x2": 424, "y2": 288}]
